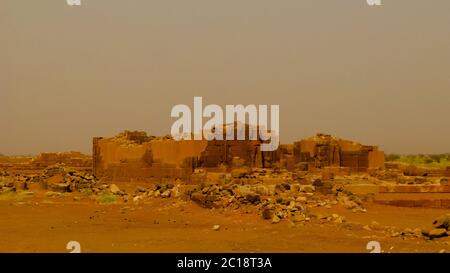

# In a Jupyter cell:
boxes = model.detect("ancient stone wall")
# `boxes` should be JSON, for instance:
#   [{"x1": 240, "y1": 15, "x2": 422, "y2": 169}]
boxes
[
  {"x1": 93, "y1": 130, "x2": 278, "y2": 182},
  {"x1": 93, "y1": 131, "x2": 385, "y2": 182},
  {"x1": 32, "y1": 152, "x2": 92, "y2": 168},
  {"x1": 292, "y1": 134, "x2": 385, "y2": 173}
]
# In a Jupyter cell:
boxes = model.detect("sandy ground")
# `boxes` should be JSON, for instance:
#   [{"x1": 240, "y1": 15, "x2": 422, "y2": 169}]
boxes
[{"x1": 0, "y1": 193, "x2": 449, "y2": 253}]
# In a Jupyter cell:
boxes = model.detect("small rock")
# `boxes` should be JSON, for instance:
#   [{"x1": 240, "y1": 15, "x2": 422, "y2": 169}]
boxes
[
  {"x1": 432, "y1": 214, "x2": 450, "y2": 230},
  {"x1": 272, "y1": 215, "x2": 281, "y2": 224},
  {"x1": 45, "y1": 191, "x2": 62, "y2": 198},
  {"x1": 363, "y1": 225, "x2": 372, "y2": 231},
  {"x1": 428, "y1": 228, "x2": 448, "y2": 239},
  {"x1": 110, "y1": 184, "x2": 121, "y2": 194},
  {"x1": 136, "y1": 186, "x2": 147, "y2": 193},
  {"x1": 292, "y1": 214, "x2": 306, "y2": 222},
  {"x1": 161, "y1": 190, "x2": 171, "y2": 198},
  {"x1": 245, "y1": 193, "x2": 261, "y2": 204},
  {"x1": 212, "y1": 225, "x2": 221, "y2": 231},
  {"x1": 299, "y1": 185, "x2": 315, "y2": 193},
  {"x1": 261, "y1": 208, "x2": 272, "y2": 220}
]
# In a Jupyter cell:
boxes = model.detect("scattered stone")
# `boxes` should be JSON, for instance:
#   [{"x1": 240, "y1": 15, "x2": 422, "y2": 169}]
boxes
[
  {"x1": 272, "y1": 215, "x2": 281, "y2": 224},
  {"x1": 45, "y1": 191, "x2": 62, "y2": 198},
  {"x1": 428, "y1": 229, "x2": 448, "y2": 239},
  {"x1": 363, "y1": 225, "x2": 372, "y2": 231},
  {"x1": 432, "y1": 214, "x2": 450, "y2": 230},
  {"x1": 161, "y1": 190, "x2": 171, "y2": 198},
  {"x1": 212, "y1": 225, "x2": 221, "y2": 231},
  {"x1": 261, "y1": 207, "x2": 273, "y2": 220},
  {"x1": 245, "y1": 193, "x2": 260, "y2": 204},
  {"x1": 136, "y1": 186, "x2": 147, "y2": 193},
  {"x1": 110, "y1": 184, "x2": 121, "y2": 194},
  {"x1": 299, "y1": 185, "x2": 315, "y2": 193}
]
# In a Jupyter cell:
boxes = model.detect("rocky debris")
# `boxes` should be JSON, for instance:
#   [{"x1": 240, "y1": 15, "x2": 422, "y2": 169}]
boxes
[
  {"x1": 299, "y1": 185, "x2": 315, "y2": 193},
  {"x1": 422, "y1": 228, "x2": 448, "y2": 239},
  {"x1": 66, "y1": 171, "x2": 96, "y2": 191},
  {"x1": 161, "y1": 190, "x2": 171, "y2": 198},
  {"x1": 46, "y1": 191, "x2": 63, "y2": 198},
  {"x1": 336, "y1": 191, "x2": 365, "y2": 212},
  {"x1": 427, "y1": 229, "x2": 448, "y2": 239},
  {"x1": 399, "y1": 227, "x2": 422, "y2": 238},
  {"x1": 432, "y1": 214, "x2": 450, "y2": 230},
  {"x1": 34, "y1": 166, "x2": 98, "y2": 193},
  {"x1": 190, "y1": 192, "x2": 218, "y2": 209},
  {"x1": 0, "y1": 173, "x2": 16, "y2": 193},
  {"x1": 271, "y1": 215, "x2": 281, "y2": 224},
  {"x1": 421, "y1": 214, "x2": 450, "y2": 239},
  {"x1": 231, "y1": 167, "x2": 251, "y2": 179},
  {"x1": 313, "y1": 179, "x2": 334, "y2": 194},
  {"x1": 212, "y1": 225, "x2": 221, "y2": 231},
  {"x1": 110, "y1": 184, "x2": 121, "y2": 194}
]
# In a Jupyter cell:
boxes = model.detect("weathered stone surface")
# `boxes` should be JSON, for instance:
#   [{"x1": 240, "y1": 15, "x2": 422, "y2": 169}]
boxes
[
  {"x1": 110, "y1": 184, "x2": 121, "y2": 194},
  {"x1": 432, "y1": 214, "x2": 450, "y2": 230},
  {"x1": 428, "y1": 228, "x2": 448, "y2": 239}
]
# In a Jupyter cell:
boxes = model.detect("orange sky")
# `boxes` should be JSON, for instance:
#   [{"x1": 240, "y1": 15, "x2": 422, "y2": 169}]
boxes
[{"x1": 1, "y1": 0, "x2": 450, "y2": 155}]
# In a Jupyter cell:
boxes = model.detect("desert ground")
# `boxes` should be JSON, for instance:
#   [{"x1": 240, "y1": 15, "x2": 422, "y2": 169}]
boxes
[
  {"x1": 1, "y1": 134, "x2": 450, "y2": 253},
  {"x1": 0, "y1": 188, "x2": 449, "y2": 253}
]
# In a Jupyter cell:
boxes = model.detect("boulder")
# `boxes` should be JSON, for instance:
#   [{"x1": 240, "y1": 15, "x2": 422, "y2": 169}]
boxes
[
  {"x1": 261, "y1": 207, "x2": 273, "y2": 220},
  {"x1": 110, "y1": 184, "x2": 121, "y2": 194},
  {"x1": 244, "y1": 193, "x2": 261, "y2": 204},
  {"x1": 428, "y1": 229, "x2": 448, "y2": 239},
  {"x1": 190, "y1": 192, "x2": 217, "y2": 208},
  {"x1": 432, "y1": 214, "x2": 450, "y2": 230},
  {"x1": 271, "y1": 215, "x2": 281, "y2": 224},
  {"x1": 48, "y1": 183, "x2": 71, "y2": 193},
  {"x1": 161, "y1": 190, "x2": 171, "y2": 198}
]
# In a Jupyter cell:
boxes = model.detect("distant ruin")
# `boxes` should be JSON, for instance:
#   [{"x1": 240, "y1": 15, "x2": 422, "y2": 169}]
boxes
[{"x1": 92, "y1": 130, "x2": 385, "y2": 182}]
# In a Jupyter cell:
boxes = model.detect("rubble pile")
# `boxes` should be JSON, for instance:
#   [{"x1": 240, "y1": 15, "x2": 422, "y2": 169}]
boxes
[
  {"x1": 0, "y1": 165, "x2": 99, "y2": 196},
  {"x1": 41, "y1": 166, "x2": 98, "y2": 193},
  {"x1": 0, "y1": 171, "x2": 16, "y2": 193},
  {"x1": 422, "y1": 214, "x2": 450, "y2": 239}
]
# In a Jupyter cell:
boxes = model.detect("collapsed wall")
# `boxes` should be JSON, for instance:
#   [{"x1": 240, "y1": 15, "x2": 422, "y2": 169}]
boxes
[
  {"x1": 93, "y1": 130, "x2": 278, "y2": 182},
  {"x1": 93, "y1": 131, "x2": 385, "y2": 182},
  {"x1": 32, "y1": 152, "x2": 92, "y2": 168},
  {"x1": 291, "y1": 134, "x2": 384, "y2": 172},
  {"x1": 0, "y1": 152, "x2": 92, "y2": 175}
]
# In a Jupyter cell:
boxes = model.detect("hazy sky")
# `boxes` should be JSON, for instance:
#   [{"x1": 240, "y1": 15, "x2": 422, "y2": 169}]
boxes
[{"x1": 1, "y1": 0, "x2": 450, "y2": 155}]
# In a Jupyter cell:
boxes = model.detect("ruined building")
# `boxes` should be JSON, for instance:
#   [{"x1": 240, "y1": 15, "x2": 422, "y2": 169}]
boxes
[
  {"x1": 93, "y1": 127, "x2": 278, "y2": 182},
  {"x1": 290, "y1": 134, "x2": 385, "y2": 173},
  {"x1": 93, "y1": 129, "x2": 385, "y2": 182}
]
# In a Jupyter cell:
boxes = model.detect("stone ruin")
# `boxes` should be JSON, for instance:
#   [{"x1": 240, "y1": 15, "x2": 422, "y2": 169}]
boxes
[
  {"x1": 32, "y1": 152, "x2": 92, "y2": 169},
  {"x1": 92, "y1": 130, "x2": 384, "y2": 182},
  {"x1": 286, "y1": 133, "x2": 385, "y2": 173},
  {"x1": 0, "y1": 151, "x2": 92, "y2": 176}
]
